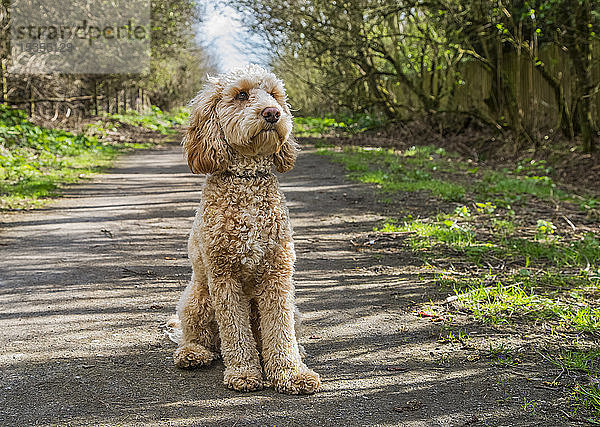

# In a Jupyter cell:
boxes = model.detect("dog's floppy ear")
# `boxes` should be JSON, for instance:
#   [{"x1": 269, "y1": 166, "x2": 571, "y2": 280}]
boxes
[
  {"x1": 183, "y1": 80, "x2": 229, "y2": 174},
  {"x1": 273, "y1": 134, "x2": 299, "y2": 173}
]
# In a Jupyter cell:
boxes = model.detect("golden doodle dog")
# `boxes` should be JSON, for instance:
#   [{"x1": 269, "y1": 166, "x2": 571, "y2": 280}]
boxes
[{"x1": 171, "y1": 64, "x2": 321, "y2": 394}]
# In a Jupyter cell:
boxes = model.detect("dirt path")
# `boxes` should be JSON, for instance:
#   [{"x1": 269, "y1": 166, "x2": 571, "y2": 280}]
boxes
[{"x1": 0, "y1": 143, "x2": 569, "y2": 426}]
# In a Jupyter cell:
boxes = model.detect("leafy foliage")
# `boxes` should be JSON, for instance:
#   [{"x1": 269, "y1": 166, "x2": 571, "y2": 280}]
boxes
[
  {"x1": 0, "y1": 105, "x2": 178, "y2": 209},
  {"x1": 105, "y1": 106, "x2": 188, "y2": 135},
  {"x1": 236, "y1": 0, "x2": 600, "y2": 151},
  {"x1": 294, "y1": 114, "x2": 382, "y2": 137}
]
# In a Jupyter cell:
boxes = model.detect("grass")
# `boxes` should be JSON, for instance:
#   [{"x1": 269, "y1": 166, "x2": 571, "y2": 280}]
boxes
[
  {"x1": 102, "y1": 106, "x2": 188, "y2": 135},
  {"x1": 315, "y1": 138, "x2": 600, "y2": 419},
  {"x1": 0, "y1": 105, "x2": 181, "y2": 209},
  {"x1": 376, "y1": 218, "x2": 476, "y2": 248},
  {"x1": 317, "y1": 144, "x2": 596, "y2": 211},
  {"x1": 573, "y1": 384, "x2": 600, "y2": 422},
  {"x1": 547, "y1": 348, "x2": 600, "y2": 422},
  {"x1": 294, "y1": 114, "x2": 382, "y2": 137},
  {"x1": 487, "y1": 343, "x2": 520, "y2": 367},
  {"x1": 320, "y1": 146, "x2": 466, "y2": 201}
]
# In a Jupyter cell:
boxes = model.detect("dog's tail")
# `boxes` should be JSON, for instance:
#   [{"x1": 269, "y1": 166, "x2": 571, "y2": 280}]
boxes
[{"x1": 164, "y1": 315, "x2": 182, "y2": 344}]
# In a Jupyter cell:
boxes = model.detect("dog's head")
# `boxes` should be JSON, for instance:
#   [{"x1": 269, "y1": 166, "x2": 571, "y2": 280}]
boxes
[{"x1": 183, "y1": 64, "x2": 297, "y2": 175}]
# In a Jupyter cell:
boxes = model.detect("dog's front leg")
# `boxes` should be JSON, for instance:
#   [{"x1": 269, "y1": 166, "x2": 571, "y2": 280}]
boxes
[
  {"x1": 209, "y1": 275, "x2": 263, "y2": 391},
  {"x1": 257, "y1": 262, "x2": 321, "y2": 394}
]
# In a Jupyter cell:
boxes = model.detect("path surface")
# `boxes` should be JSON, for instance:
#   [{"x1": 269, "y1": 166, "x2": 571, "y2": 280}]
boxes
[{"x1": 0, "y1": 143, "x2": 565, "y2": 426}]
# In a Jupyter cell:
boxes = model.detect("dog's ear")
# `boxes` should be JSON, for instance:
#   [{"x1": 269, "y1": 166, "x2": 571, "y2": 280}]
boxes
[
  {"x1": 183, "y1": 81, "x2": 229, "y2": 174},
  {"x1": 273, "y1": 134, "x2": 299, "y2": 173}
]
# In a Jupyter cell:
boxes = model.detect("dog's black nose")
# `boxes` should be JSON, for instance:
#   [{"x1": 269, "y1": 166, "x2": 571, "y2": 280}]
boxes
[{"x1": 262, "y1": 107, "x2": 280, "y2": 123}]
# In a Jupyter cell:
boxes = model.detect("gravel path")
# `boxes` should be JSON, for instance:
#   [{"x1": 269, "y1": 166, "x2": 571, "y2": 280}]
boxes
[{"x1": 0, "y1": 143, "x2": 567, "y2": 426}]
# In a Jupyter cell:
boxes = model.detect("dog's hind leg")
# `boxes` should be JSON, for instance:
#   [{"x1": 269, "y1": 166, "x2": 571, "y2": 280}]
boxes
[{"x1": 174, "y1": 266, "x2": 220, "y2": 369}]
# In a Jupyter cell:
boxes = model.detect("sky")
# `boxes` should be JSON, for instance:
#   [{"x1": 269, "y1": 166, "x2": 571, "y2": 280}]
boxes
[{"x1": 196, "y1": 2, "x2": 269, "y2": 72}]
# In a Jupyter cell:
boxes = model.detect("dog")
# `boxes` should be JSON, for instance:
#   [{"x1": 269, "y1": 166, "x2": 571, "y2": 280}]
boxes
[{"x1": 170, "y1": 64, "x2": 321, "y2": 394}]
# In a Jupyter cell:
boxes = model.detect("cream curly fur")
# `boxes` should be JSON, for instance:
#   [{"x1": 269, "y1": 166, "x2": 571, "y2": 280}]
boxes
[{"x1": 172, "y1": 65, "x2": 320, "y2": 394}]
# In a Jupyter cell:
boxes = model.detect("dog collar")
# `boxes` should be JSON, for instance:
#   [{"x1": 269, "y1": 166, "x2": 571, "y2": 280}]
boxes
[{"x1": 218, "y1": 170, "x2": 273, "y2": 179}]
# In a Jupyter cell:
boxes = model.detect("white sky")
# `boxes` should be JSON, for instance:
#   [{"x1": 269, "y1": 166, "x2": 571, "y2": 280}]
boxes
[{"x1": 196, "y1": 2, "x2": 269, "y2": 72}]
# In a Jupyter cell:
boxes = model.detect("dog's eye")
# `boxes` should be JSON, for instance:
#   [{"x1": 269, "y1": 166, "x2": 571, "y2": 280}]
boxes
[{"x1": 235, "y1": 91, "x2": 249, "y2": 101}]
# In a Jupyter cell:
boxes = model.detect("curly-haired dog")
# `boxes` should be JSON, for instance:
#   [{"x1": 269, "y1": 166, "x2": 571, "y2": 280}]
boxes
[{"x1": 171, "y1": 65, "x2": 320, "y2": 394}]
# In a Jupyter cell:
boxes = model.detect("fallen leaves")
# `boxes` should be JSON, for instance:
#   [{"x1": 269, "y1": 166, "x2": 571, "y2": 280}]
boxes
[
  {"x1": 417, "y1": 311, "x2": 446, "y2": 322},
  {"x1": 394, "y1": 399, "x2": 423, "y2": 412}
]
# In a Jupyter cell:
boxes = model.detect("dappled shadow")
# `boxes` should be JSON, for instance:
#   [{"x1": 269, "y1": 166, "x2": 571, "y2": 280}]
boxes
[{"x1": 0, "y1": 145, "x2": 570, "y2": 426}]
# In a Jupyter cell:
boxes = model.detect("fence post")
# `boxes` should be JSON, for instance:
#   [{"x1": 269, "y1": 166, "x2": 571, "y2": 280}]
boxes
[
  {"x1": 1, "y1": 58, "x2": 7, "y2": 105},
  {"x1": 29, "y1": 85, "x2": 34, "y2": 117},
  {"x1": 93, "y1": 78, "x2": 98, "y2": 115},
  {"x1": 105, "y1": 83, "x2": 110, "y2": 113}
]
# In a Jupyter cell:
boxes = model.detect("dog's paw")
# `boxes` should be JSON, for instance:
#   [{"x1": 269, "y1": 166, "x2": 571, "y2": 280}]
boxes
[
  {"x1": 224, "y1": 367, "x2": 264, "y2": 392},
  {"x1": 270, "y1": 365, "x2": 321, "y2": 395},
  {"x1": 174, "y1": 343, "x2": 215, "y2": 369}
]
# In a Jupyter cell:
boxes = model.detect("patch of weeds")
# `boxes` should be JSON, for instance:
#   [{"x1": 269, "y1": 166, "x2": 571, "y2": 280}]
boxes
[
  {"x1": 396, "y1": 218, "x2": 475, "y2": 249},
  {"x1": 491, "y1": 218, "x2": 516, "y2": 237},
  {"x1": 313, "y1": 139, "x2": 335, "y2": 149},
  {"x1": 520, "y1": 398, "x2": 537, "y2": 414},
  {"x1": 475, "y1": 201, "x2": 497, "y2": 214},
  {"x1": 454, "y1": 276, "x2": 600, "y2": 334},
  {"x1": 572, "y1": 383, "x2": 600, "y2": 422},
  {"x1": 548, "y1": 348, "x2": 600, "y2": 422},
  {"x1": 558, "y1": 348, "x2": 600, "y2": 373},
  {"x1": 454, "y1": 205, "x2": 471, "y2": 217},
  {"x1": 0, "y1": 105, "x2": 158, "y2": 209},
  {"x1": 555, "y1": 306, "x2": 600, "y2": 334},
  {"x1": 434, "y1": 273, "x2": 462, "y2": 289},
  {"x1": 535, "y1": 220, "x2": 557, "y2": 240},
  {"x1": 455, "y1": 280, "x2": 556, "y2": 325},
  {"x1": 487, "y1": 343, "x2": 520, "y2": 367},
  {"x1": 514, "y1": 158, "x2": 552, "y2": 176},
  {"x1": 476, "y1": 170, "x2": 566, "y2": 207},
  {"x1": 319, "y1": 146, "x2": 466, "y2": 201},
  {"x1": 439, "y1": 328, "x2": 470, "y2": 343},
  {"x1": 506, "y1": 232, "x2": 600, "y2": 269},
  {"x1": 104, "y1": 106, "x2": 188, "y2": 135},
  {"x1": 294, "y1": 114, "x2": 382, "y2": 137},
  {"x1": 374, "y1": 218, "x2": 404, "y2": 233},
  {"x1": 580, "y1": 197, "x2": 599, "y2": 215}
]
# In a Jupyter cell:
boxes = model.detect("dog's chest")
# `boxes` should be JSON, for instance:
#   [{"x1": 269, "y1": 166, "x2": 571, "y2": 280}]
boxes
[{"x1": 200, "y1": 185, "x2": 292, "y2": 268}]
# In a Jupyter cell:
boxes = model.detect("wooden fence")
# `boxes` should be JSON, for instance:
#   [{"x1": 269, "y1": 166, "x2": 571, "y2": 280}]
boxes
[
  {"x1": 389, "y1": 43, "x2": 600, "y2": 133},
  {"x1": 0, "y1": 59, "x2": 151, "y2": 119}
]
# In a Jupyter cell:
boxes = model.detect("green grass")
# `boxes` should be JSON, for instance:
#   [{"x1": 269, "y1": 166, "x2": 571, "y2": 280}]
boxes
[
  {"x1": 445, "y1": 277, "x2": 600, "y2": 334},
  {"x1": 318, "y1": 140, "x2": 600, "y2": 419},
  {"x1": 294, "y1": 114, "x2": 382, "y2": 137},
  {"x1": 0, "y1": 105, "x2": 176, "y2": 209},
  {"x1": 546, "y1": 348, "x2": 600, "y2": 422},
  {"x1": 103, "y1": 106, "x2": 188, "y2": 135},
  {"x1": 559, "y1": 348, "x2": 600, "y2": 373},
  {"x1": 573, "y1": 383, "x2": 600, "y2": 422},
  {"x1": 477, "y1": 170, "x2": 566, "y2": 207},
  {"x1": 376, "y1": 218, "x2": 476, "y2": 248},
  {"x1": 317, "y1": 144, "x2": 597, "y2": 211},
  {"x1": 375, "y1": 208, "x2": 600, "y2": 272},
  {"x1": 487, "y1": 343, "x2": 520, "y2": 367},
  {"x1": 375, "y1": 212, "x2": 600, "y2": 335},
  {"x1": 321, "y1": 146, "x2": 466, "y2": 201}
]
